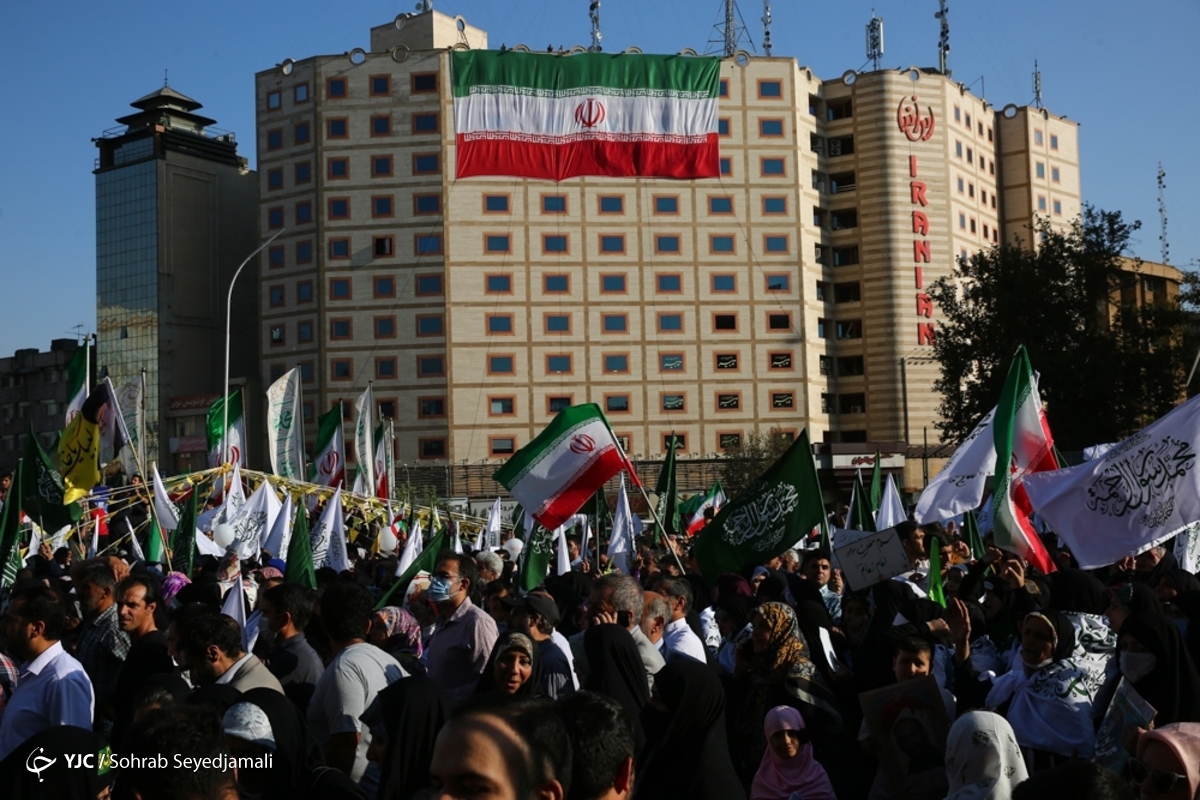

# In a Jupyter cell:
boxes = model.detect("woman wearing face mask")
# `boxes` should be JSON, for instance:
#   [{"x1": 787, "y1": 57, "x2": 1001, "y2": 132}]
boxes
[
  {"x1": 1117, "y1": 612, "x2": 1200, "y2": 727},
  {"x1": 474, "y1": 631, "x2": 542, "y2": 698},
  {"x1": 982, "y1": 610, "x2": 1099, "y2": 772}
]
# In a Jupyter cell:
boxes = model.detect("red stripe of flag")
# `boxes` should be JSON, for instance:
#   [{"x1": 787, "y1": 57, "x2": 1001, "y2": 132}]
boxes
[
  {"x1": 534, "y1": 446, "x2": 628, "y2": 530},
  {"x1": 456, "y1": 135, "x2": 720, "y2": 181}
]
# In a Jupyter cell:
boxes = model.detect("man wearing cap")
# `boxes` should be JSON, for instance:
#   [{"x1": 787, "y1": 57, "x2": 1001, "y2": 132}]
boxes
[{"x1": 505, "y1": 591, "x2": 576, "y2": 699}]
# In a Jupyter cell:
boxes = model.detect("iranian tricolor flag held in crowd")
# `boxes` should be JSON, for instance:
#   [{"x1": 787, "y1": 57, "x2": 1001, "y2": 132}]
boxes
[
  {"x1": 206, "y1": 391, "x2": 247, "y2": 468},
  {"x1": 64, "y1": 341, "x2": 89, "y2": 426},
  {"x1": 992, "y1": 346, "x2": 1059, "y2": 575},
  {"x1": 493, "y1": 403, "x2": 640, "y2": 531},
  {"x1": 312, "y1": 405, "x2": 345, "y2": 489},
  {"x1": 680, "y1": 482, "x2": 727, "y2": 536},
  {"x1": 452, "y1": 50, "x2": 720, "y2": 181}
]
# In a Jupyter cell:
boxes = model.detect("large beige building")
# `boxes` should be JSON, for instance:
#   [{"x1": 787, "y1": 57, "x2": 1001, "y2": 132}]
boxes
[{"x1": 252, "y1": 10, "x2": 1080, "y2": 496}]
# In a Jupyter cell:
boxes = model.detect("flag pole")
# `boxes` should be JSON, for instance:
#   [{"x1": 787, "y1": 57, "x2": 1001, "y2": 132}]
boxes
[
  {"x1": 223, "y1": 229, "x2": 285, "y2": 465},
  {"x1": 138, "y1": 368, "x2": 147, "y2": 474},
  {"x1": 633, "y1": 480, "x2": 687, "y2": 575},
  {"x1": 295, "y1": 363, "x2": 307, "y2": 481}
]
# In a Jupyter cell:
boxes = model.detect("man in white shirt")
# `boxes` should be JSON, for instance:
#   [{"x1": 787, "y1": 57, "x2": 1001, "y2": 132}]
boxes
[
  {"x1": 652, "y1": 577, "x2": 707, "y2": 664},
  {"x1": 0, "y1": 584, "x2": 94, "y2": 759}
]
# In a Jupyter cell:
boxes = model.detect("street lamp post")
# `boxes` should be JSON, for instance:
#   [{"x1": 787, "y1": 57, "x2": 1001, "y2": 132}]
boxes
[{"x1": 223, "y1": 229, "x2": 286, "y2": 464}]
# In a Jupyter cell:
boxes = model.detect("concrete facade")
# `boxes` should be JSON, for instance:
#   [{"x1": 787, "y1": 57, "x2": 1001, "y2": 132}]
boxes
[
  {"x1": 0, "y1": 339, "x2": 85, "y2": 473},
  {"x1": 253, "y1": 10, "x2": 1084, "y2": 496}
]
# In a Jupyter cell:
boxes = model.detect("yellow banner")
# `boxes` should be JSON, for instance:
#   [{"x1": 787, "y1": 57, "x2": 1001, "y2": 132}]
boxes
[{"x1": 59, "y1": 413, "x2": 100, "y2": 505}]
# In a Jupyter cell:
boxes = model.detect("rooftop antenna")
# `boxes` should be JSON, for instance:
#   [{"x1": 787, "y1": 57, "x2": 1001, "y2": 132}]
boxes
[
  {"x1": 762, "y1": 0, "x2": 773, "y2": 57},
  {"x1": 1158, "y1": 163, "x2": 1170, "y2": 264},
  {"x1": 164, "y1": 69, "x2": 169, "y2": 88},
  {"x1": 588, "y1": 0, "x2": 602, "y2": 52},
  {"x1": 935, "y1": 0, "x2": 950, "y2": 76},
  {"x1": 1032, "y1": 59, "x2": 1043, "y2": 109},
  {"x1": 707, "y1": 0, "x2": 753, "y2": 57},
  {"x1": 866, "y1": 11, "x2": 884, "y2": 71}
]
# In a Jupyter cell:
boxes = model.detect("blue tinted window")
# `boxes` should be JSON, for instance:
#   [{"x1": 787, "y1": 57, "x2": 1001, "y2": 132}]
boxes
[
  {"x1": 656, "y1": 236, "x2": 680, "y2": 253},
  {"x1": 599, "y1": 196, "x2": 624, "y2": 213},
  {"x1": 720, "y1": 158, "x2": 731, "y2": 175},
  {"x1": 329, "y1": 240, "x2": 350, "y2": 258},
  {"x1": 547, "y1": 355, "x2": 571, "y2": 373},
  {"x1": 602, "y1": 315, "x2": 627, "y2": 332},
  {"x1": 416, "y1": 275, "x2": 443, "y2": 295},
  {"x1": 268, "y1": 208, "x2": 283, "y2": 228},
  {"x1": 296, "y1": 242, "x2": 312, "y2": 262},
  {"x1": 267, "y1": 130, "x2": 282, "y2": 149},
  {"x1": 764, "y1": 236, "x2": 789, "y2": 253},
  {"x1": 330, "y1": 279, "x2": 350, "y2": 299},
  {"x1": 418, "y1": 316, "x2": 444, "y2": 335},
  {"x1": 760, "y1": 119, "x2": 784, "y2": 136},
  {"x1": 543, "y1": 235, "x2": 568, "y2": 253},
  {"x1": 660, "y1": 353, "x2": 684, "y2": 371},
  {"x1": 600, "y1": 236, "x2": 625, "y2": 253},
  {"x1": 604, "y1": 354, "x2": 628, "y2": 372},
  {"x1": 295, "y1": 163, "x2": 311, "y2": 183},
  {"x1": 709, "y1": 197, "x2": 733, "y2": 214},
  {"x1": 712, "y1": 274, "x2": 736, "y2": 291},
  {"x1": 763, "y1": 197, "x2": 786, "y2": 214},
  {"x1": 415, "y1": 235, "x2": 442, "y2": 254},
  {"x1": 542, "y1": 195, "x2": 567, "y2": 213},
  {"x1": 328, "y1": 79, "x2": 347, "y2": 97},
  {"x1": 413, "y1": 113, "x2": 438, "y2": 132},
  {"x1": 544, "y1": 275, "x2": 569, "y2": 293},
  {"x1": 294, "y1": 122, "x2": 309, "y2": 143},
  {"x1": 657, "y1": 274, "x2": 681, "y2": 292},
  {"x1": 296, "y1": 202, "x2": 312, "y2": 223},
  {"x1": 415, "y1": 194, "x2": 441, "y2": 214},
  {"x1": 328, "y1": 119, "x2": 347, "y2": 137},
  {"x1": 485, "y1": 235, "x2": 511, "y2": 253},
  {"x1": 546, "y1": 315, "x2": 570, "y2": 332},
  {"x1": 374, "y1": 197, "x2": 393, "y2": 216},
  {"x1": 767, "y1": 274, "x2": 790, "y2": 291},
  {"x1": 418, "y1": 357, "x2": 444, "y2": 376},
  {"x1": 297, "y1": 282, "x2": 313, "y2": 301},
  {"x1": 487, "y1": 315, "x2": 513, "y2": 333},
  {"x1": 486, "y1": 275, "x2": 512, "y2": 292},
  {"x1": 413, "y1": 154, "x2": 439, "y2": 173},
  {"x1": 372, "y1": 116, "x2": 391, "y2": 135},
  {"x1": 485, "y1": 195, "x2": 510, "y2": 212},
  {"x1": 762, "y1": 158, "x2": 786, "y2": 175},
  {"x1": 759, "y1": 80, "x2": 782, "y2": 97},
  {"x1": 654, "y1": 196, "x2": 678, "y2": 213},
  {"x1": 659, "y1": 314, "x2": 682, "y2": 332},
  {"x1": 711, "y1": 236, "x2": 735, "y2": 253},
  {"x1": 718, "y1": 119, "x2": 730, "y2": 136},
  {"x1": 601, "y1": 275, "x2": 626, "y2": 292},
  {"x1": 329, "y1": 199, "x2": 349, "y2": 218}
]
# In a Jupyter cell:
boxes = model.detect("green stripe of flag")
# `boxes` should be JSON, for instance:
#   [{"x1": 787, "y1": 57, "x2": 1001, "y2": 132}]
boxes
[
  {"x1": 493, "y1": 403, "x2": 607, "y2": 488},
  {"x1": 451, "y1": 51, "x2": 720, "y2": 97}
]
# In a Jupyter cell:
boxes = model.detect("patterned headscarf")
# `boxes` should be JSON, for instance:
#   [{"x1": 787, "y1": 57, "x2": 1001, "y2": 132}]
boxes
[
  {"x1": 374, "y1": 606, "x2": 423, "y2": 660},
  {"x1": 746, "y1": 602, "x2": 818, "y2": 684}
]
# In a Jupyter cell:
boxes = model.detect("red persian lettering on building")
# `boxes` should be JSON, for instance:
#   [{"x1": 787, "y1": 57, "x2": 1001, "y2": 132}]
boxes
[{"x1": 905, "y1": 139, "x2": 936, "y2": 345}]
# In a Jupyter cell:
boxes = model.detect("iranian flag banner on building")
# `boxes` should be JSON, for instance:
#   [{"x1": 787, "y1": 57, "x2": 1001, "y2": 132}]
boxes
[
  {"x1": 992, "y1": 346, "x2": 1059, "y2": 575},
  {"x1": 493, "y1": 403, "x2": 640, "y2": 531},
  {"x1": 452, "y1": 50, "x2": 720, "y2": 181},
  {"x1": 311, "y1": 405, "x2": 345, "y2": 489}
]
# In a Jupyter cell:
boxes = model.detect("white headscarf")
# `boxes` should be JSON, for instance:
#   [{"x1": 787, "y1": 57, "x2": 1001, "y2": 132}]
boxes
[{"x1": 945, "y1": 711, "x2": 1028, "y2": 800}]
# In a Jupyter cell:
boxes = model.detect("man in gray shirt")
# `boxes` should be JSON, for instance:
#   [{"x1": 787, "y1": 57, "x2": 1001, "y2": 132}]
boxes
[
  {"x1": 308, "y1": 581, "x2": 405, "y2": 795},
  {"x1": 424, "y1": 554, "x2": 498, "y2": 701},
  {"x1": 584, "y1": 574, "x2": 664, "y2": 689}
]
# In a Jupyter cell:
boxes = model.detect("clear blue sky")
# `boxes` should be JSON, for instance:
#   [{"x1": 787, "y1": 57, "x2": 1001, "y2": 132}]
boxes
[{"x1": 1, "y1": 1, "x2": 1196, "y2": 355}]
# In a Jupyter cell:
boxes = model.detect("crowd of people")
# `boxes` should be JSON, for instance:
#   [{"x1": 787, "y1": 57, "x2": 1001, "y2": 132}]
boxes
[{"x1": 0, "y1": 494, "x2": 1199, "y2": 800}]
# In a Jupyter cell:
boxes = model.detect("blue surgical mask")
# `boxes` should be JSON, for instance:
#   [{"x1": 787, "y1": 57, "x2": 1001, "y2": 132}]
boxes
[{"x1": 428, "y1": 576, "x2": 456, "y2": 603}]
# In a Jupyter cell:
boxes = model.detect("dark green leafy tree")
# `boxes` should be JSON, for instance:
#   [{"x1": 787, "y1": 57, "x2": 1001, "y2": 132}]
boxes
[
  {"x1": 928, "y1": 205, "x2": 1199, "y2": 450},
  {"x1": 719, "y1": 427, "x2": 795, "y2": 496}
]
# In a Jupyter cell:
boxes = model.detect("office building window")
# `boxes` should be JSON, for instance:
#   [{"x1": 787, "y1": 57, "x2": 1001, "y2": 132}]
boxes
[
  {"x1": 598, "y1": 196, "x2": 624, "y2": 214},
  {"x1": 542, "y1": 195, "x2": 567, "y2": 213},
  {"x1": 657, "y1": 313, "x2": 683, "y2": 332},
  {"x1": 544, "y1": 274, "x2": 569, "y2": 293},
  {"x1": 412, "y1": 113, "x2": 439, "y2": 134},
  {"x1": 416, "y1": 315, "x2": 444, "y2": 336},
  {"x1": 599, "y1": 235, "x2": 625, "y2": 253},
  {"x1": 487, "y1": 314, "x2": 514, "y2": 334},
  {"x1": 606, "y1": 395, "x2": 630, "y2": 413},
  {"x1": 662, "y1": 394, "x2": 685, "y2": 412},
  {"x1": 298, "y1": 321, "x2": 314, "y2": 342},
  {"x1": 604, "y1": 354, "x2": 629, "y2": 373},
  {"x1": 656, "y1": 274, "x2": 682, "y2": 293},
  {"x1": 415, "y1": 234, "x2": 443, "y2": 255},
  {"x1": 417, "y1": 356, "x2": 445, "y2": 377},
  {"x1": 660, "y1": 353, "x2": 684, "y2": 372},
  {"x1": 294, "y1": 122, "x2": 309, "y2": 143},
  {"x1": 419, "y1": 439, "x2": 446, "y2": 459},
  {"x1": 369, "y1": 75, "x2": 390, "y2": 96},
  {"x1": 602, "y1": 314, "x2": 628, "y2": 333},
  {"x1": 490, "y1": 397, "x2": 515, "y2": 416},
  {"x1": 486, "y1": 274, "x2": 512, "y2": 293},
  {"x1": 416, "y1": 275, "x2": 443, "y2": 295},
  {"x1": 418, "y1": 398, "x2": 445, "y2": 418},
  {"x1": 763, "y1": 196, "x2": 787, "y2": 214},
  {"x1": 758, "y1": 79, "x2": 783, "y2": 98},
  {"x1": 331, "y1": 359, "x2": 352, "y2": 380},
  {"x1": 655, "y1": 235, "x2": 680, "y2": 254},
  {"x1": 653, "y1": 195, "x2": 679, "y2": 214},
  {"x1": 543, "y1": 235, "x2": 569, "y2": 254},
  {"x1": 412, "y1": 73, "x2": 438, "y2": 93},
  {"x1": 484, "y1": 194, "x2": 510, "y2": 213},
  {"x1": 412, "y1": 153, "x2": 440, "y2": 174},
  {"x1": 711, "y1": 274, "x2": 736, "y2": 292},
  {"x1": 414, "y1": 194, "x2": 441, "y2": 215},
  {"x1": 546, "y1": 355, "x2": 572, "y2": 374},
  {"x1": 371, "y1": 115, "x2": 391, "y2": 136},
  {"x1": 485, "y1": 234, "x2": 511, "y2": 254},
  {"x1": 327, "y1": 77, "x2": 347, "y2": 98},
  {"x1": 374, "y1": 317, "x2": 396, "y2": 338},
  {"x1": 490, "y1": 437, "x2": 516, "y2": 456}
]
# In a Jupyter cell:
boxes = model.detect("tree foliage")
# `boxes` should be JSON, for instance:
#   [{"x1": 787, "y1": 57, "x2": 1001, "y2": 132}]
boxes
[
  {"x1": 720, "y1": 427, "x2": 794, "y2": 496},
  {"x1": 928, "y1": 205, "x2": 1199, "y2": 450}
]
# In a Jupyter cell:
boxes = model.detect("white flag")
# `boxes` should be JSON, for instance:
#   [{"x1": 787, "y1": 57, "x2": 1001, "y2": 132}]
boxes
[
  {"x1": 396, "y1": 518, "x2": 423, "y2": 576},
  {"x1": 218, "y1": 464, "x2": 247, "y2": 524},
  {"x1": 876, "y1": 474, "x2": 908, "y2": 530},
  {"x1": 1174, "y1": 521, "x2": 1200, "y2": 574},
  {"x1": 196, "y1": 527, "x2": 225, "y2": 558},
  {"x1": 227, "y1": 480, "x2": 275, "y2": 561},
  {"x1": 116, "y1": 379, "x2": 143, "y2": 477},
  {"x1": 126, "y1": 519, "x2": 146, "y2": 563},
  {"x1": 25, "y1": 523, "x2": 44, "y2": 566},
  {"x1": 1024, "y1": 394, "x2": 1200, "y2": 570},
  {"x1": 263, "y1": 493, "x2": 294, "y2": 558},
  {"x1": 151, "y1": 463, "x2": 180, "y2": 531},
  {"x1": 483, "y1": 498, "x2": 503, "y2": 551},
  {"x1": 267, "y1": 368, "x2": 306, "y2": 480},
  {"x1": 311, "y1": 488, "x2": 350, "y2": 573},
  {"x1": 353, "y1": 387, "x2": 375, "y2": 503},
  {"x1": 914, "y1": 407, "x2": 997, "y2": 524},
  {"x1": 555, "y1": 525, "x2": 571, "y2": 576},
  {"x1": 607, "y1": 476, "x2": 635, "y2": 574}
]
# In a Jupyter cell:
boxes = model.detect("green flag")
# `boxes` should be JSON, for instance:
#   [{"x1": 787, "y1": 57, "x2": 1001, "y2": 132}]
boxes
[
  {"x1": 655, "y1": 435, "x2": 680, "y2": 540},
  {"x1": 868, "y1": 450, "x2": 883, "y2": 512},
  {"x1": 694, "y1": 430, "x2": 825, "y2": 582},
  {"x1": 818, "y1": 513, "x2": 832, "y2": 553},
  {"x1": 285, "y1": 503, "x2": 317, "y2": 589},
  {"x1": 518, "y1": 523, "x2": 556, "y2": 592},
  {"x1": 146, "y1": 518, "x2": 165, "y2": 566},
  {"x1": 964, "y1": 509, "x2": 986, "y2": 560},
  {"x1": 588, "y1": 487, "x2": 610, "y2": 549},
  {"x1": 928, "y1": 535, "x2": 946, "y2": 607},
  {"x1": 849, "y1": 470, "x2": 876, "y2": 532},
  {"x1": 0, "y1": 459, "x2": 23, "y2": 579},
  {"x1": 19, "y1": 426, "x2": 81, "y2": 531},
  {"x1": 171, "y1": 490, "x2": 198, "y2": 577},
  {"x1": 375, "y1": 526, "x2": 450, "y2": 610},
  {"x1": 0, "y1": 539, "x2": 21, "y2": 589}
]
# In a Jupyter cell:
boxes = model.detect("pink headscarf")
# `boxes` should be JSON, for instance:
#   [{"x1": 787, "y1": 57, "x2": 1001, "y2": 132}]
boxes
[
  {"x1": 1137, "y1": 722, "x2": 1200, "y2": 800},
  {"x1": 750, "y1": 706, "x2": 837, "y2": 800}
]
